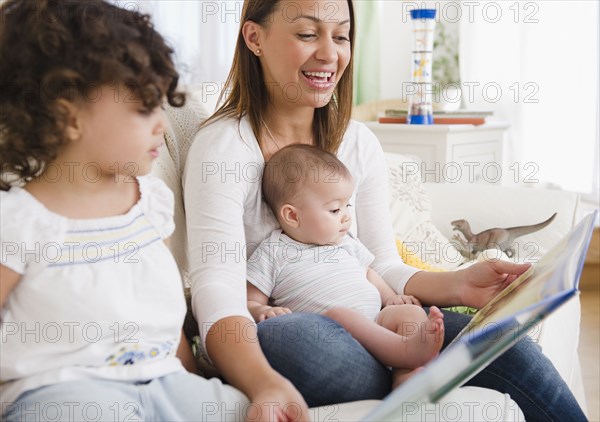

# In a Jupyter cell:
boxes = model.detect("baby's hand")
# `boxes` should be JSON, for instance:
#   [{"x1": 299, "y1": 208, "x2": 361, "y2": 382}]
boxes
[
  {"x1": 255, "y1": 306, "x2": 292, "y2": 322},
  {"x1": 385, "y1": 294, "x2": 422, "y2": 307}
]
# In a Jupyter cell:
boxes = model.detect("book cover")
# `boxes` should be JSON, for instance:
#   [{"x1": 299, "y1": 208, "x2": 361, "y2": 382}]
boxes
[
  {"x1": 384, "y1": 109, "x2": 493, "y2": 119},
  {"x1": 361, "y1": 210, "x2": 597, "y2": 421}
]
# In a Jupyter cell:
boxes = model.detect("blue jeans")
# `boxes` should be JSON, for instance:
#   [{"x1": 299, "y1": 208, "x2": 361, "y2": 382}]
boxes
[
  {"x1": 2, "y1": 372, "x2": 248, "y2": 421},
  {"x1": 257, "y1": 311, "x2": 586, "y2": 421}
]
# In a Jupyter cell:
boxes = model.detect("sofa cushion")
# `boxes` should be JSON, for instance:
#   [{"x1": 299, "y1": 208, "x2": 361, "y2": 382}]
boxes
[
  {"x1": 385, "y1": 152, "x2": 465, "y2": 270},
  {"x1": 310, "y1": 387, "x2": 524, "y2": 421},
  {"x1": 153, "y1": 89, "x2": 211, "y2": 287}
]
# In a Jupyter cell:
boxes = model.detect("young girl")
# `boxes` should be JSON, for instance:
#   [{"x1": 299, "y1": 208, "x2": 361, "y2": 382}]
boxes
[{"x1": 0, "y1": 1, "x2": 247, "y2": 420}]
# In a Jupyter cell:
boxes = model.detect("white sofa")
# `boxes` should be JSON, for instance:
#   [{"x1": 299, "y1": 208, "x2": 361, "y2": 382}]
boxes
[{"x1": 153, "y1": 91, "x2": 587, "y2": 421}]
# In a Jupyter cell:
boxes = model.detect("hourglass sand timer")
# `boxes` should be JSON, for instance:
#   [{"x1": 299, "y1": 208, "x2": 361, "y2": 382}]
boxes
[{"x1": 407, "y1": 9, "x2": 436, "y2": 124}]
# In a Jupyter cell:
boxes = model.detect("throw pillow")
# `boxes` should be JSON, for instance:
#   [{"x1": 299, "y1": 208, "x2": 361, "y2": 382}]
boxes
[
  {"x1": 385, "y1": 153, "x2": 465, "y2": 270},
  {"x1": 396, "y1": 240, "x2": 478, "y2": 315}
]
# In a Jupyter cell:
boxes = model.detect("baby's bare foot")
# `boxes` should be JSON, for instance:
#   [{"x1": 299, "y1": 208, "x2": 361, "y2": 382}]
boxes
[
  {"x1": 392, "y1": 306, "x2": 445, "y2": 370},
  {"x1": 419, "y1": 306, "x2": 444, "y2": 365}
]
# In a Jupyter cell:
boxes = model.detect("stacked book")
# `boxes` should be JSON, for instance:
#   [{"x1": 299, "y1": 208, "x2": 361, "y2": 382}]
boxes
[{"x1": 379, "y1": 109, "x2": 493, "y2": 125}]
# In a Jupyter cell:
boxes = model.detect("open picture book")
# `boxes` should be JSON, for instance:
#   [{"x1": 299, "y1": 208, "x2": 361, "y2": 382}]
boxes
[{"x1": 362, "y1": 209, "x2": 598, "y2": 421}]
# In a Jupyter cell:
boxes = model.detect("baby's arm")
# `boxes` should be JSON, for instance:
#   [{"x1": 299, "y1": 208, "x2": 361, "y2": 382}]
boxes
[
  {"x1": 367, "y1": 267, "x2": 421, "y2": 308},
  {"x1": 0, "y1": 264, "x2": 20, "y2": 315},
  {"x1": 247, "y1": 282, "x2": 291, "y2": 322}
]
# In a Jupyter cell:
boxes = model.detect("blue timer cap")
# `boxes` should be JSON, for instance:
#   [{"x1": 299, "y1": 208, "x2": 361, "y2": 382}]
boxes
[{"x1": 410, "y1": 9, "x2": 437, "y2": 19}]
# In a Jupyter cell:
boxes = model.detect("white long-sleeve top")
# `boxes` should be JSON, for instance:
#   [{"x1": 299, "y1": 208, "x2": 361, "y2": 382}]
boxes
[{"x1": 183, "y1": 116, "x2": 420, "y2": 348}]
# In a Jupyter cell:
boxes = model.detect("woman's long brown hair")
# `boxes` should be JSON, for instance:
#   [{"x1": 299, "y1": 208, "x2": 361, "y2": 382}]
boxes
[{"x1": 203, "y1": 0, "x2": 355, "y2": 154}]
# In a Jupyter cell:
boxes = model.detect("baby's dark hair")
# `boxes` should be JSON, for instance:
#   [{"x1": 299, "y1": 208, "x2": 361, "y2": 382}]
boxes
[
  {"x1": 262, "y1": 144, "x2": 353, "y2": 215},
  {"x1": 0, "y1": 0, "x2": 185, "y2": 190}
]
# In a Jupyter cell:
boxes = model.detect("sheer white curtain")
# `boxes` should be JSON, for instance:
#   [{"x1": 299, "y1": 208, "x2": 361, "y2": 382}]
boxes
[
  {"x1": 459, "y1": 1, "x2": 599, "y2": 197},
  {"x1": 134, "y1": 1, "x2": 242, "y2": 111}
]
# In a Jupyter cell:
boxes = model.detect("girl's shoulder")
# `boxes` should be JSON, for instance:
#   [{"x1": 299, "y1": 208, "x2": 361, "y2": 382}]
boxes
[
  {"x1": 0, "y1": 187, "x2": 66, "y2": 273},
  {"x1": 1, "y1": 186, "x2": 64, "y2": 228}
]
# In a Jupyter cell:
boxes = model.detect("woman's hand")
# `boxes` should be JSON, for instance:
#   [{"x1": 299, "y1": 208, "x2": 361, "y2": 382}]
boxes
[
  {"x1": 384, "y1": 294, "x2": 422, "y2": 307},
  {"x1": 247, "y1": 374, "x2": 310, "y2": 422},
  {"x1": 207, "y1": 316, "x2": 310, "y2": 421},
  {"x1": 459, "y1": 260, "x2": 531, "y2": 308}
]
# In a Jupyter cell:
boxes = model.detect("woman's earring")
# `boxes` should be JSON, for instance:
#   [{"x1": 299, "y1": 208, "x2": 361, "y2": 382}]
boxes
[{"x1": 255, "y1": 49, "x2": 261, "y2": 55}]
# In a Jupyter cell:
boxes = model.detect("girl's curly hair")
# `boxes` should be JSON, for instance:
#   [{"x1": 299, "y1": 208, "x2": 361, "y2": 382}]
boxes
[{"x1": 0, "y1": 0, "x2": 186, "y2": 190}]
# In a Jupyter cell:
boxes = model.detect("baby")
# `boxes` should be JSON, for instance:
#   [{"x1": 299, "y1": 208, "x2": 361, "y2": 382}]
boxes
[{"x1": 247, "y1": 144, "x2": 445, "y2": 386}]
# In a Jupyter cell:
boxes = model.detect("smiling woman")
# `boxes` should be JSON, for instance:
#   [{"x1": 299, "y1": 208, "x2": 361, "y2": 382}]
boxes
[
  {"x1": 180, "y1": 1, "x2": 587, "y2": 421},
  {"x1": 183, "y1": 2, "x2": 366, "y2": 419},
  {"x1": 202, "y1": 0, "x2": 355, "y2": 160}
]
